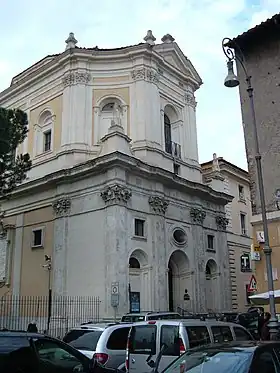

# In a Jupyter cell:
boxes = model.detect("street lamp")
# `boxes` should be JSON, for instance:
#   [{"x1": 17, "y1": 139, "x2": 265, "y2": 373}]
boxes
[
  {"x1": 42, "y1": 255, "x2": 52, "y2": 334},
  {"x1": 222, "y1": 37, "x2": 279, "y2": 339}
]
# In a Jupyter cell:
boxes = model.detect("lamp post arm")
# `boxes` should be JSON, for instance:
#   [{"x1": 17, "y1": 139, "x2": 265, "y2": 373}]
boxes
[{"x1": 222, "y1": 37, "x2": 250, "y2": 82}]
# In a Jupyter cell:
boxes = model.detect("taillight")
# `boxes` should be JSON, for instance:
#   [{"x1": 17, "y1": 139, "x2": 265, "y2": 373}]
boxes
[
  {"x1": 125, "y1": 335, "x2": 132, "y2": 372},
  {"x1": 125, "y1": 358, "x2": 129, "y2": 372},
  {"x1": 94, "y1": 353, "x2": 109, "y2": 365},
  {"x1": 148, "y1": 321, "x2": 156, "y2": 324},
  {"x1": 179, "y1": 338, "x2": 185, "y2": 354}
]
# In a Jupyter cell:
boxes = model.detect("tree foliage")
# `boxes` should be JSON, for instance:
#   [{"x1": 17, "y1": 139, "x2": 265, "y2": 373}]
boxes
[{"x1": 0, "y1": 107, "x2": 32, "y2": 198}]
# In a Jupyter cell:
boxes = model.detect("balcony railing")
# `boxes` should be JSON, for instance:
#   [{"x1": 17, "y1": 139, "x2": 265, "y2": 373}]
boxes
[{"x1": 165, "y1": 141, "x2": 181, "y2": 159}]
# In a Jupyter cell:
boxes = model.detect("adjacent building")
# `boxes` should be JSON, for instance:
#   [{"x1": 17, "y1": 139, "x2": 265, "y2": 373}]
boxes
[
  {"x1": 0, "y1": 31, "x2": 233, "y2": 325},
  {"x1": 231, "y1": 13, "x2": 280, "y2": 303},
  {"x1": 201, "y1": 157, "x2": 253, "y2": 312}
]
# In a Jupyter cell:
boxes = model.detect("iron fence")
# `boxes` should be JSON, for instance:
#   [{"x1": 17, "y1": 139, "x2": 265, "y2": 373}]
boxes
[{"x1": 0, "y1": 295, "x2": 101, "y2": 338}]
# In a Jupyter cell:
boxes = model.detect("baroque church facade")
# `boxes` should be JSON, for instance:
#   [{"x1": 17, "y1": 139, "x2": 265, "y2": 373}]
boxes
[{"x1": 0, "y1": 31, "x2": 232, "y2": 320}]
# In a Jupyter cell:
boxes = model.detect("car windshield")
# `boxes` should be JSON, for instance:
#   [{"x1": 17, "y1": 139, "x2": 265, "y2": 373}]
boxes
[
  {"x1": 163, "y1": 348, "x2": 253, "y2": 373},
  {"x1": 67, "y1": 331, "x2": 103, "y2": 351}
]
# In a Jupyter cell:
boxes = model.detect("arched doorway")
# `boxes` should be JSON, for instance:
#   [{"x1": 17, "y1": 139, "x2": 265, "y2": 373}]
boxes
[
  {"x1": 205, "y1": 259, "x2": 218, "y2": 312},
  {"x1": 168, "y1": 250, "x2": 190, "y2": 312},
  {"x1": 128, "y1": 249, "x2": 150, "y2": 312}
]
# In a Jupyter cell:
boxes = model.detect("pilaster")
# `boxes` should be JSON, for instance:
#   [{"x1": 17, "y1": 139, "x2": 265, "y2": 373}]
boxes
[
  {"x1": 189, "y1": 207, "x2": 207, "y2": 312},
  {"x1": 52, "y1": 197, "x2": 71, "y2": 296},
  {"x1": 12, "y1": 214, "x2": 24, "y2": 296},
  {"x1": 130, "y1": 67, "x2": 161, "y2": 144},
  {"x1": 149, "y1": 195, "x2": 169, "y2": 311},
  {"x1": 183, "y1": 87, "x2": 199, "y2": 162},
  {"x1": 101, "y1": 184, "x2": 131, "y2": 318},
  {"x1": 61, "y1": 71, "x2": 92, "y2": 149}
]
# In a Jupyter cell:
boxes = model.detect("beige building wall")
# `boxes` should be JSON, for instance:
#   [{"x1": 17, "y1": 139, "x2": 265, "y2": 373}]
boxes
[
  {"x1": 201, "y1": 157, "x2": 253, "y2": 311},
  {"x1": 20, "y1": 207, "x2": 54, "y2": 297}
]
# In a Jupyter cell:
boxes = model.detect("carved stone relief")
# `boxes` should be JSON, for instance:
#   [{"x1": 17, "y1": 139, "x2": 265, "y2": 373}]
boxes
[
  {"x1": 131, "y1": 68, "x2": 159, "y2": 83},
  {"x1": 190, "y1": 208, "x2": 206, "y2": 225},
  {"x1": 52, "y1": 198, "x2": 71, "y2": 216},
  {"x1": 62, "y1": 72, "x2": 91, "y2": 87},
  {"x1": 149, "y1": 196, "x2": 169, "y2": 215},
  {"x1": 101, "y1": 184, "x2": 131, "y2": 204},
  {"x1": 185, "y1": 92, "x2": 197, "y2": 109},
  {"x1": 216, "y1": 215, "x2": 229, "y2": 230}
]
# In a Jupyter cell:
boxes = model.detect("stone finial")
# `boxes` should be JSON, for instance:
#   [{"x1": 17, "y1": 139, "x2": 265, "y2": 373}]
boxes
[
  {"x1": 144, "y1": 30, "x2": 156, "y2": 46},
  {"x1": 161, "y1": 33, "x2": 175, "y2": 43},
  {"x1": 65, "y1": 32, "x2": 78, "y2": 50}
]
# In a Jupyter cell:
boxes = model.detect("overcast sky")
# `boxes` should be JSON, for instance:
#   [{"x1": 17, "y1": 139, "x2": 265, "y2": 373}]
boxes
[{"x1": 0, "y1": 0, "x2": 278, "y2": 170}]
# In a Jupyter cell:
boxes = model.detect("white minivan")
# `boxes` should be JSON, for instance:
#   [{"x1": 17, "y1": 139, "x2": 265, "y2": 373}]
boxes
[{"x1": 126, "y1": 319, "x2": 254, "y2": 373}]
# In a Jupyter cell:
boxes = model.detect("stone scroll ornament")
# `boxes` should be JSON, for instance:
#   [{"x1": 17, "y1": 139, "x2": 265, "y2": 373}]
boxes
[
  {"x1": 101, "y1": 184, "x2": 132, "y2": 203},
  {"x1": 148, "y1": 196, "x2": 169, "y2": 215},
  {"x1": 216, "y1": 215, "x2": 229, "y2": 230},
  {"x1": 190, "y1": 208, "x2": 206, "y2": 225},
  {"x1": 52, "y1": 198, "x2": 71, "y2": 216}
]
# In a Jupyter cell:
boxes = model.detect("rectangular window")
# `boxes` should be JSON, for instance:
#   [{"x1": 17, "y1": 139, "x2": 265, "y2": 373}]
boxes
[
  {"x1": 134, "y1": 219, "x2": 145, "y2": 237},
  {"x1": 233, "y1": 326, "x2": 253, "y2": 341},
  {"x1": 106, "y1": 327, "x2": 131, "y2": 350},
  {"x1": 129, "y1": 325, "x2": 156, "y2": 354},
  {"x1": 211, "y1": 326, "x2": 233, "y2": 343},
  {"x1": 32, "y1": 229, "x2": 43, "y2": 247},
  {"x1": 160, "y1": 326, "x2": 180, "y2": 356},
  {"x1": 207, "y1": 235, "x2": 215, "y2": 251},
  {"x1": 238, "y1": 185, "x2": 245, "y2": 201},
  {"x1": 240, "y1": 213, "x2": 246, "y2": 235},
  {"x1": 185, "y1": 326, "x2": 211, "y2": 349},
  {"x1": 44, "y1": 130, "x2": 52, "y2": 152}
]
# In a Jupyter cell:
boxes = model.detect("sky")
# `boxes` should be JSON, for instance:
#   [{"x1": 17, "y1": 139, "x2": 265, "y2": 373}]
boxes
[{"x1": 0, "y1": 0, "x2": 279, "y2": 170}]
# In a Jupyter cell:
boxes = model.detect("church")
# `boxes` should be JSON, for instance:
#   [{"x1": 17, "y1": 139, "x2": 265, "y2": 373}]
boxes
[{"x1": 0, "y1": 30, "x2": 232, "y2": 321}]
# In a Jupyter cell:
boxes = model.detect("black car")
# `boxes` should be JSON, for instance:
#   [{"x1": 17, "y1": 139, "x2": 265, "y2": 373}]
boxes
[
  {"x1": 162, "y1": 341, "x2": 280, "y2": 373},
  {"x1": 0, "y1": 330, "x2": 115, "y2": 373}
]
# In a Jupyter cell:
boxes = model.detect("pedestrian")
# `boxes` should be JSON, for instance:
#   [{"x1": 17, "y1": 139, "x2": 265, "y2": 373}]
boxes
[
  {"x1": 261, "y1": 312, "x2": 271, "y2": 341},
  {"x1": 27, "y1": 322, "x2": 38, "y2": 333}
]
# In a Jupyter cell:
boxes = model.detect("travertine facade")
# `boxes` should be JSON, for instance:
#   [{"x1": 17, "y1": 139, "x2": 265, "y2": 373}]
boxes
[
  {"x1": 232, "y1": 14, "x2": 280, "y2": 303},
  {"x1": 202, "y1": 157, "x2": 253, "y2": 311},
  {"x1": 0, "y1": 31, "x2": 232, "y2": 319}
]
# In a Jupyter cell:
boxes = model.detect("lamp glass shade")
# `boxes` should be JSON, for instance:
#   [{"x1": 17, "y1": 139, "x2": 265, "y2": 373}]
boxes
[{"x1": 224, "y1": 60, "x2": 239, "y2": 88}]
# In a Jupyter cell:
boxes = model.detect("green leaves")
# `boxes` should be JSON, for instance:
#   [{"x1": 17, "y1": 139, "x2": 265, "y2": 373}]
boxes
[{"x1": 0, "y1": 107, "x2": 32, "y2": 198}]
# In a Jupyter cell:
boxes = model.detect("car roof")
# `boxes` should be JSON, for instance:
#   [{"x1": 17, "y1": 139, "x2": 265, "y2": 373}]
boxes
[
  {"x1": 68, "y1": 322, "x2": 132, "y2": 332},
  {"x1": 132, "y1": 319, "x2": 244, "y2": 327},
  {"x1": 123, "y1": 312, "x2": 180, "y2": 316}
]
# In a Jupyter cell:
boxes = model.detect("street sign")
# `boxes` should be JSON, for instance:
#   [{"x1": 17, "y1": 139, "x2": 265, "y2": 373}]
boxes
[
  {"x1": 248, "y1": 275, "x2": 257, "y2": 291},
  {"x1": 111, "y1": 294, "x2": 119, "y2": 307},
  {"x1": 111, "y1": 282, "x2": 119, "y2": 295}
]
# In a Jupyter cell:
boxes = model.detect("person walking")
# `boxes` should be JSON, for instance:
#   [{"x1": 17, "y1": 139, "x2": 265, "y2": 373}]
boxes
[{"x1": 261, "y1": 312, "x2": 271, "y2": 341}]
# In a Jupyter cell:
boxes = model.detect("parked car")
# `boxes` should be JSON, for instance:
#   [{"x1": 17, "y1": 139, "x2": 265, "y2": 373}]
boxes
[
  {"x1": 126, "y1": 319, "x2": 254, "y2": 373},
  {"x1": 121, "y1": 312, "x2": 181, "y2": 323},
  {"x1": 63, "y1": 322, "x2": 132, "y2": 370},
  {"x1": 0, "y1": 330, "x2": 113, "y2": 373},
  {"x1": 162, "y1": 341, "x2": 280, "y2": 373}
]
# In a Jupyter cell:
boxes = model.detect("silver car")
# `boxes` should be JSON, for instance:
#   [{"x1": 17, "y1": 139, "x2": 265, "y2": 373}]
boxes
[
  {"x1": 126, "y1": 319, "x2": 254, "y2": 373},
  {"x1": 63, "y1": 322, "x2": 132, "y2": 370}
]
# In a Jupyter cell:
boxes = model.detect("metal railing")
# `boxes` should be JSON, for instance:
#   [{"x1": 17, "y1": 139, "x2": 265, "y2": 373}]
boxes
[{"x1": 0, "y1": 295, "x2": 101, "y2": 338}]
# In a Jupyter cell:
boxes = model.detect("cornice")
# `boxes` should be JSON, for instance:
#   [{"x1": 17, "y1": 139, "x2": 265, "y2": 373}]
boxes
[
  {"x1": 0, "y1": 152, "x2": 233, "y2": 206},
  {"x1": 0, "y1": 43, "x2": 200, "y2": 103}
]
